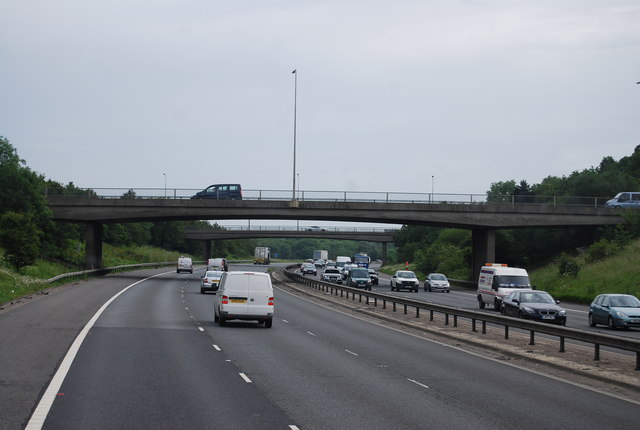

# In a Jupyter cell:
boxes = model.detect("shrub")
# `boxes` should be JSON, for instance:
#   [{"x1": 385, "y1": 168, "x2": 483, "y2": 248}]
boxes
[
  {"x1": 557, "y1": 254, "x2": 580, "y2": 278},
  {"x1": 585, "y1": 239, "x2": 620, "y2": 263}
]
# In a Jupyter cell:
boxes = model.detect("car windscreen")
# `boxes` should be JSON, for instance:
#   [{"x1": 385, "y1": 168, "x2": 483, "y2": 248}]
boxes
[
  {"x1": 431, "y1": 274, "x2": 446, "y2": 280},
  {"x1": 610, "y1": 296, "x2": 640, "y2": 307},
  {"x1": 495, "y1": 275, "x2": 530, "y2": 288},
  {"x1": 350, "y1": 269, "x2": 369, "y2": 278},
  {"x1": 520, "y1": 292, "x2": 554, "y2": 304},
  {"x1": 398, "y1": 272, "x2": 416, "y2": 278}
]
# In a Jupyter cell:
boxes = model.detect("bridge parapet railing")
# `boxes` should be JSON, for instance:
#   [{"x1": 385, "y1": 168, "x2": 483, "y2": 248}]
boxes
[
  {"x1": 44, "y1": 187, "x2": 612, "y2": 208},
  {"x1": 283, "y1": 265, "x2": 640, "y2": 370}
]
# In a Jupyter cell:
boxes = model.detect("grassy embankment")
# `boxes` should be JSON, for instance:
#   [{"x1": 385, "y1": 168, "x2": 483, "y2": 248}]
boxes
[
  {"x1": 0, "y1": 244, "x2": 189, "y2": 305},
  {"x1": 379, "y1": 239, "x2": 640, "y2": 304}
]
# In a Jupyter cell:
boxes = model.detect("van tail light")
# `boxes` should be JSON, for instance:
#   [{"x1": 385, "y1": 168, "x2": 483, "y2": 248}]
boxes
[
  {"x1": 268, "y1": 297, "x2": 274, "y2": 306},
  {"x1": 222, "y1": 295, "x2": 229, "y2": 304}
]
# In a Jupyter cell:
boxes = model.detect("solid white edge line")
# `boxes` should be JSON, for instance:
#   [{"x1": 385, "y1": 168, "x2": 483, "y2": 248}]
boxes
[
  {"x1": 239, "y1": 373, "x2": 252, "y2": 383},
  {"x1": 25, "y1": 271, "x2": 172, "y2": 430}
]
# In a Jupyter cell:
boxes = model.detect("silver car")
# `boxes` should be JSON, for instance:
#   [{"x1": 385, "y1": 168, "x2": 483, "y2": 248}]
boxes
[{"x1": 424, "y1": 273, "x2": 450, "y2": 292}]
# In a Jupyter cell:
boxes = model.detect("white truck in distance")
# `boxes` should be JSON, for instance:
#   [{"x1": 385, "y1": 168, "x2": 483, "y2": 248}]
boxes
[
  {"x1": 477, "y1": 263, "x2": 532, "y2": 310},
  {"x1": 254, "y1": 247, "x2": 271, "y2": 265},
  {"x1": 313, "y1": 250, "x2": 329, "y2": 262}
]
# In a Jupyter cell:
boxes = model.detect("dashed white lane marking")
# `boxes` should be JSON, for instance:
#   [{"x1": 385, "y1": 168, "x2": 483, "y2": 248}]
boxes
[
  {"x1": 408, "y1": 378, "x2": 430, "y2": 389},
  {"x1": 345, "y1": 349, "x2": 358, "y2": 356},
  {"x1": 307, "y1": 331, "x2": 316, "y2": 336},
  {"x1": 282, "y1": 319, "x2": 289, "y2": 323},
  {"x1": 212, "y1": 345, "x2": 221, "y2": 351},
  {"x1": 198, "y1": 327, "x2": 204, "y2": 332},
  {"x1": 239, "y1": 373, "x2": 252, "y2": 383},
  {"x1": 289, "y1": 426, "x2": 301, "y2": 429},
  {"x1": 25, "y1": 271, "x2": 173, "y2": 430}
]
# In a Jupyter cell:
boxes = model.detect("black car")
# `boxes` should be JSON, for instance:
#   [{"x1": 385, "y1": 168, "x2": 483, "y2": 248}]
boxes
[
  {"x1": 300, "y1": 262, "x2": 317, "y2": 276},
  {"x1": 501, "y1": 290, "x2": 566, "y2": 325},
  {"x1": 191, "y1": 184, "x2": 242, "y2": 200}
]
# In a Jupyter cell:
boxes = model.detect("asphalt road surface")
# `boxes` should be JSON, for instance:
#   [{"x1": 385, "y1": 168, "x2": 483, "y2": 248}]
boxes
[{"x1": 2, "y1": 264, "x2": 639, "y2": 429}]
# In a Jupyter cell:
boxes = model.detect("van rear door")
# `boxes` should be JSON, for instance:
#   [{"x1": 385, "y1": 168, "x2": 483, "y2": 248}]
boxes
[
  {"x1": 248, "y1": 275, "x2": 273, "y2": 316},
  {"x1": 223, "y1": 275, "x2": 250, "y2": 315}
]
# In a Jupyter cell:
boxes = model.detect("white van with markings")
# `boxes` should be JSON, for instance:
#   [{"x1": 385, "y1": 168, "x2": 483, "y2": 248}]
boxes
[
  {"x1": 477, "y1": 263, "x2": 532, "y2": 311},
  {"x1": 213, "y1": 272, "x2": 274, "y2": 328}
]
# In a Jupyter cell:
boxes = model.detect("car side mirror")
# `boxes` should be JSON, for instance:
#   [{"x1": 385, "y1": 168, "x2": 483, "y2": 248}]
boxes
[{"x1": 513, "y1": 299, "x2": 519, "y2": 304}]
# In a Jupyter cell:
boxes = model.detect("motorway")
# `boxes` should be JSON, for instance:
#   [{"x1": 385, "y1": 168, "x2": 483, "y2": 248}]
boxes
[
  {"x1": 1, "y1": 264, "x2": 639, "y2": 429},
  {"x1": 341, "y1": 268, "x2": 640, "y2": 340}
]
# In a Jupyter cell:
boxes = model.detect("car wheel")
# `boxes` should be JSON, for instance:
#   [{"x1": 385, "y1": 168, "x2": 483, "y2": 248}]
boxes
[
  {"x1": 200, "y1": 288, "x2": 205, "y2": 294},
  {"x1": 219, "y1": 314, "x2": 227, "y2": 327},
  {"x1": 446, "y1": 290, "x2": 450, "y2": 293},
  {"x1": 494, "y1": 299, "x2": 501, "y2": 312},
  {"x1": 588, "y1": 313, "x2": 597, "y2": 327},
  {"x1": 478, "y1": 297, "x2": 485, "y2": 309},
  {"x1": 214, "y1": 309, "x2": 219, "y2": 322},
  {"x1": 517, "y1": 311, "x2": 524, "y2": 319},
  {"x1": 414, "y1": 288, "x2": 418, "y2": 292},
  {"x1": 265, "y1": 317, "x2": 273, "y2": 328},
  {"x1": 607, "y1": 316, "x2": 616, "y2": 330}
]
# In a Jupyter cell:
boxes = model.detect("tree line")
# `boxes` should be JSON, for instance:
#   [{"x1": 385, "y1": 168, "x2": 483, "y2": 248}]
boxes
[
  {"x1": 0, "y1": 136, "x2": 384, "y2": 271},
  {"x1": 392, "y1": 146, "x2": 640, "y2": 279}
]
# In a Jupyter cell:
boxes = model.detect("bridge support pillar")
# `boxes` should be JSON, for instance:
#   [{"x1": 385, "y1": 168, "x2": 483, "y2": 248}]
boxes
[
  {"x1": 84, "y1": 222, "x2": 103, "y2": 269},
  {"x1": 472, "y1": 229, "x2": 495, "y2": 282},
  {"x1": 203, "y1": 240, "x2": 212, "y2": 262},
  {"x1": 382, "y1": 242, "x2": 388, "y2": 265}
]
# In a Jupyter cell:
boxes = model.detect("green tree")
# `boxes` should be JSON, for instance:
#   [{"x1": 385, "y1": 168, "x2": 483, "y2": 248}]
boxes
[{"x1": 0, "y1": 212, "x2": 41, "y2": 270}]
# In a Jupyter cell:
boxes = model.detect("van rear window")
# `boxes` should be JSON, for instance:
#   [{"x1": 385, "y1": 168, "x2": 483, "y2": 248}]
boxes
[{"x1": 250, "y1": 276, "x2": 271, "y2": 292}]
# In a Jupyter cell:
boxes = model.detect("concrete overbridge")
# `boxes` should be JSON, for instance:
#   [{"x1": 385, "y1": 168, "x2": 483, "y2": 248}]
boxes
[
  {"x1": 183, "y1": 228, "x2": 397, "y2": 262},
  {"x1": 47, "y1": 196, "x2": 624, "y2": 280}
]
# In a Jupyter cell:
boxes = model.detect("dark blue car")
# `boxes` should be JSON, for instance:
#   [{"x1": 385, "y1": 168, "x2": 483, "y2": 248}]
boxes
[{"x1": 191, "y1": 184, "x2": 242, "y2": 200}]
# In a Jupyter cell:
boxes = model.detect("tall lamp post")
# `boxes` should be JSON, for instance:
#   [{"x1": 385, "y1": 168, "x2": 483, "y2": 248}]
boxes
[
  {"x1": 163, "y1": 173, "x2": 166, "y2": 198},
  {"x1": 292, "y1": 69, "x2": 298, "y2": 201}
]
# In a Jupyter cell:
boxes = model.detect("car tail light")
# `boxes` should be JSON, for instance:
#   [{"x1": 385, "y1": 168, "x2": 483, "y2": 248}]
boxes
[
  {"x1": 268, "y1": 297, "x2": 274, "y2": 306},
  {"x1": 222, "y1": 295, "x2": 229, "y2": 304}
]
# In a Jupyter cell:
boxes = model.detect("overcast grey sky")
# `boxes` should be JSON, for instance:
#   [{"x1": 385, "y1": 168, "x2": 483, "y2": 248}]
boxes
[{"x1": 1, "y1": 0, "x2": 639, "y2": 199}]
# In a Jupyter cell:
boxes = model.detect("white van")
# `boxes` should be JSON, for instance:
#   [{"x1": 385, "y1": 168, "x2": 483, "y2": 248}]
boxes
[
  {"x1": 604, "y1": 192, "x2": 640, "y2": 208},
  {"x1": 336, "y1": 256, "x2": 352, "y2": 268},
  {"x1": 214, "y1": 272, "x2": 274, "y2": 328},
  {"x1": 477, "y1": 263, "x2": 532, "y2": 310},
  {"x1": 176, "y1": 257, "x2": 193, "y2": 274},
  {"x1": 207, "y1": 257, "x2": 228, "y2": 271}
]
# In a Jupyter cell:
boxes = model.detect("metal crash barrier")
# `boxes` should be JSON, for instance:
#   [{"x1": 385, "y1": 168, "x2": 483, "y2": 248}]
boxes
[{"x1": 284, "y1": 265, "x2": 640, "y2": 371}]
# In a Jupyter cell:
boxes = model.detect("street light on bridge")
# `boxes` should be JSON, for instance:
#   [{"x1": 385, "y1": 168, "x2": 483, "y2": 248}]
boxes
[{"x1": 292, "y1": 69, "x2": 298, "y2": 202}]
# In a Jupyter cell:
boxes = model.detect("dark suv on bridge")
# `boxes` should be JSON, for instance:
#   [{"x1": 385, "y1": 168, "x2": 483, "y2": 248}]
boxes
[{"x1": 191, "y1": 184, "x2": 242, "y2": 200}]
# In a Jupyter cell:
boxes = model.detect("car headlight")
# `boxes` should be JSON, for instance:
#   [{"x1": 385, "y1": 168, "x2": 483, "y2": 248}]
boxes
[
  {"x1": 521, "y1": 305, "x2": 535, "y2": 314},
  {"x1": 558, "y1": 310, "x2": 566, "y2": 316},
  {"x1": 615, "y1": 311, "x2": 629, "y2": 318}
]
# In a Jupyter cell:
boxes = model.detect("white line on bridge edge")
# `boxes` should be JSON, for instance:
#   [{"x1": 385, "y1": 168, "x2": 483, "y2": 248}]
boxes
[
  {"x1": 239, "y1": 373, "x2": 252, "y2": 383},
  {"x1": 25, "y1": 271, "x2": 173, "y2": 430},
  {"x1": 408, "y1": 378, "x2": 430, "y2": 389}
]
